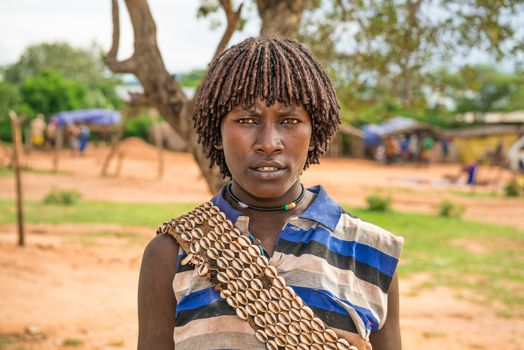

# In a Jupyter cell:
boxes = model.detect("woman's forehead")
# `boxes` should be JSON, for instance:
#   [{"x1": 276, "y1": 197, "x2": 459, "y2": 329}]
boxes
[{"x1": 229, "y1": 99, "x2": 307, "y2": 113}]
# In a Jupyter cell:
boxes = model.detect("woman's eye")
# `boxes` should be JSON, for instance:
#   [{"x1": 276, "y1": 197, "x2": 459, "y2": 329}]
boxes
[
  {"x1": 282, "y1": 118, "x2": 299, "y2": 125},
  {"x1": 237, "y1": 118, "x2": 257, "y2": 124}
]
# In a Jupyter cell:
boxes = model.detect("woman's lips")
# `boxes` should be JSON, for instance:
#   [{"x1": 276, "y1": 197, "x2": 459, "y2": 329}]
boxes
[
  {"x1": 248, "y1": 167, "x2": 287, "y2": 179},
  {"x1": 255, "y1": 166, "x2": 280, "y2": 172}
]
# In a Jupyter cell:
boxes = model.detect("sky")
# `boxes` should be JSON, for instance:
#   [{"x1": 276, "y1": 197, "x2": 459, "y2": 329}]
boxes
[
  {"x1": 1, "y1": 0, "x2": 520, "y2": 75},
  {"x1": 0, "y1": 0, "x2": 260, "y2": 73}
]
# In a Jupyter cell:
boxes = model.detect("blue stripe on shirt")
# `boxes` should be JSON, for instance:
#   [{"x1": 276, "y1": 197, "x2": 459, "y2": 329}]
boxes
[
  {"x1": 176, "y1": 287, "x2": 221, "y2": 317},
  {"x1": 175, "y1": 286, "x2": 379, "y2": 332},
  {"x1": 280, "y1": 225, "x2": 398, "y2": 277},
  {"x1": 176, "y1": 252, "x2": 187, "y2": 266},
  {"x1": 291, "y1": 285, "x2": 379, "y2": 332}
]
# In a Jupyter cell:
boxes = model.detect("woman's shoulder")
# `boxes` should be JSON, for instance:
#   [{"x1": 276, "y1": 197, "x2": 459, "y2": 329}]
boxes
[
  {"x1": 143, "y1": 233, "x2": 179, "y2": 266},
  {"x1": 149, "y1": 204, "x2": 208, "y2": 262},
  {"x1": 334, "y1": 210, "x2": 403, "y2": 259}
]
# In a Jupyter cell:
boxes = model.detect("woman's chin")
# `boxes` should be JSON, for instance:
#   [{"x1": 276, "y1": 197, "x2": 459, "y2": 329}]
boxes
[{"x1": 232, "y1": 178, "x2": 299, "y2": 203}]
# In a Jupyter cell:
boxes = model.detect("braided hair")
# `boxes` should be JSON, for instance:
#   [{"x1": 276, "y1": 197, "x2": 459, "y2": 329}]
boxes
[{"x1": 193, "y1": 36, "x2": 340, "y2": 178}]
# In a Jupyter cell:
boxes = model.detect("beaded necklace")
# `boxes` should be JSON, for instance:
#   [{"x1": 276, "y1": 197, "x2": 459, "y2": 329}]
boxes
[{"x1": 226, "y1": 182, "x2": 305, "y2": 212}]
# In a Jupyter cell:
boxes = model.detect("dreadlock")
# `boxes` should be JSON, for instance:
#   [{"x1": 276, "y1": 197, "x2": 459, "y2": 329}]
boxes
[{"x1": 193, "y1": 36, "x2": 341, "y2": 178}]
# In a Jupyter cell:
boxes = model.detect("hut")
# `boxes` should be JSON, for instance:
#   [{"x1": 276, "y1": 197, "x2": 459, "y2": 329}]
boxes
[
  {"x1": 51, "y1": 109, "x2": 122, "y2": 174},
  {"x1": 326, "y1": 123, "x2": 365, "y2": 158},
  {"x1": 449, "y1": 111, "x2": 524, "y2": 164},
  {"x1": 362, "y1": 117, "x2": 443, "y2": 163}
]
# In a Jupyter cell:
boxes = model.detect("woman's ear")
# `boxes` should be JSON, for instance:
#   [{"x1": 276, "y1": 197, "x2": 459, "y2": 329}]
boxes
[
  {"x1": 214, "y1": 143, "x2": 223, "y2": 150},
  {"x1": 308, "y1": 141, "x2": 314, "y2": 152}
]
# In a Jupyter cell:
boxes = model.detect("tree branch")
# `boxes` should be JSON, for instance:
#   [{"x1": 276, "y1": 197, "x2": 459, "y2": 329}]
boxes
[
  {"x1": 211, "y1": 0, "x2": 244, "y2": 63},
  {"x1": 256, "y1": 0, "x2": 306, "y2": 36},
  {"x1": 336, "y1": 0, "x2": 348, "y2": 21},
  {"x1": 107, "y1": 0, "x2": 120, "y2": 61},
  {"x1": 104, "y1": 0, "x2": 139, "y2": 73},
  {"x1": 128, "y1": 92, "x2": 152, "y2": 107},
  {"x1": 105, "y1": 56, "x2": 139, "y2": 73}
]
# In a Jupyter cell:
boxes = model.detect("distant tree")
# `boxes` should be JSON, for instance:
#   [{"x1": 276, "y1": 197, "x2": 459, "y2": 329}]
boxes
[
  {"x1": 18, "y1": 69, "x2": 87, "y2": 117},
  {"x1": 5, "y1": 42, "x2": 107, "y2": 86},
  {"x1": 4, "y1": 42, "x2": 122, "y2": 112},
  {"x1": 177, "y1": 69, "x2": 206, "y2": 89},
  {"x1": 433, "y1": 65, "x2": 524, "y2": 117},
  {"x1": 298, "y1": 0, "x2": 524, "y2": 123}
]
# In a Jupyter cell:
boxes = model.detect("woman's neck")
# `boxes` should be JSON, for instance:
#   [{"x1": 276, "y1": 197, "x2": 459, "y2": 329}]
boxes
[{"x1": 229, "y1": 180, "x2": 304, "y2": 209}]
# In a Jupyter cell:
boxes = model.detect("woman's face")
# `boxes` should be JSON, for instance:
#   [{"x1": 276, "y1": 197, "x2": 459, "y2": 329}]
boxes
[{"x1": 218, "y1": 100, "x2": 313, "y2": 200}]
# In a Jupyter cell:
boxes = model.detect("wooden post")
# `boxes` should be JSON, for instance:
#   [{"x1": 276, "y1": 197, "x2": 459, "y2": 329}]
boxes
[
  {"x1": 53, "y1": 127, "x2": 63, "y2": 172},
  {"x1": 153, "y1": 121, "x2": 165, "y2": 179},
  {"x1": 9, "y1": 111, "x2": 27, "y2": 247},
  {"x1": 101, "y1": 125, "x2": 122, "y2": 176},
  {"x1": 115, "y1": 150, "x2": 125, "y2": 176}
]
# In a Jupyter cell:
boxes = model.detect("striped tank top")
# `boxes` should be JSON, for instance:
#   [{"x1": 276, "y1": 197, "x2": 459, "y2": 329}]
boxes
[{"x1": 172, "y1": 185, "x2": 403, "y2": 349}]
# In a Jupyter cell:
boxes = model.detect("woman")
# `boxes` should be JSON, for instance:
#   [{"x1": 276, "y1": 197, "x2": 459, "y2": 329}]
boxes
[{"x1": 138, "y1": 36, "x2": 403, "y2": 350}]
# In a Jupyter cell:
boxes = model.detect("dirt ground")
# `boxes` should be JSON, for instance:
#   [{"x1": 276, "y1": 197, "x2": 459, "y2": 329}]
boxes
[{"x1": 0, "y1": 138, "x2": 523, "y2": 350}]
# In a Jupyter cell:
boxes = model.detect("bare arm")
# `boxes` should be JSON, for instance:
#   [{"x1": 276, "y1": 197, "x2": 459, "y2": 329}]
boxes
[
  {"x1": 138, "y1": 234, "x2": 179, "y2": 350},
  {"x1": 369, "y1": 272, "x2": 401, "y2": 350}
]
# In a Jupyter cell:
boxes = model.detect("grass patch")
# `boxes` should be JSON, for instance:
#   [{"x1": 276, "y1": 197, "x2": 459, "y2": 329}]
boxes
[
  {"x1": 0, "y1": 334, "x2": 28, "y2": 350},
  {"x1": 0, "y1": 167, "x2": 12, "y2": 177},
  {"x1": 107, "y1": 340, "x2": 125, "y2": 347},
  {"x1": 366, "y1": 193, "x2": 392, "y2": 211},
  {"x1": 0, "y1": 199, "x2": 196, "y2": 227},
  {"x1": 0, "y1": 167, "x2": 72, "y2": 177},
  {"x1": 43, "y1": 189, "x2": 81, "y2": 205},
  {"x1": 346, "y1": 207, "x2": 524, "y2": 313},
  {"x1": 62, "y1": 338, "x2": 83, "y2": 347},
  {"x1": 437, "y1": 199, "x2": 465, "y2": 218},
  {"x1": 450, "y1": 189, "x2": 523, "y2": 200},
  {"x1": 0, "y1": 335, "x2": 14, "y2": 349}
]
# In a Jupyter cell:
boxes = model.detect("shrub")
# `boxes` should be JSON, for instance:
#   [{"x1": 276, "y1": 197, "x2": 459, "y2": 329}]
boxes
[
  {"x1": 62, "y1": 338, "x2": 84, "y2": 347},
  {"x1": 504, "y1": 181, "x2": 520, "y2": 197},
  {"x1": 123, "y1": 112, "x2": 156, "y2": 140},
  {"x1": 43, "y1": 188, "x2": 81, "y2": 205},
  {"x1": 366, "y1": 194, "x2": 392, "y2": 211},
  {"x1": 438, "y1": 200, "x2": 465, "y2": 218}
]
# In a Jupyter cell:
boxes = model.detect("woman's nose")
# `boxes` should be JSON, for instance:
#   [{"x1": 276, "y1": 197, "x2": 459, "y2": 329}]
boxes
[{"x1": 254, "y1": 123, "x2": 283, "y2": 155}]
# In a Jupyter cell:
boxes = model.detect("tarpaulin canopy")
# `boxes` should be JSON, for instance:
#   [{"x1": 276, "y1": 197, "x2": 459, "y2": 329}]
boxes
[
  {"x1": 52, "y1": 109, "x2": 121, "y2": 127},
  {"x1": 362, "y1": 117, "x2": 419, "y2": 146}
]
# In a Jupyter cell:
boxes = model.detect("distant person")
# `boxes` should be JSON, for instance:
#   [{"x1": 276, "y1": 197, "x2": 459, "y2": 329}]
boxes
[
  {"x1": 392, "y1": 136, "x2": 401, "y2": 162},
  {"x1": 78, "y1": 125, "x2": 91, "y2": 155},
  {"x1": 464, "y1": 161, "x2": 479, "y2": 185},
  {"x1": 67, "y1": 124, "x2": 80, "y2": 154},
  {"x1": 409, "y1": 133, "x2": 419, "y2": 162},
  {"x1": 385, "y1": 137, "x2": 396, "y2": 164},
  {"x1": 46, "y1": 119, "x2": 58, "y2": 149},
  {"x1": 30, "y1": 114, "x2": 46, "y2": 148},
  {"x1": 421, "y1": 134, "x2": 434, "y2": 163},
  {"x1": 493, "y1": 139, "x2": 504, "y2": 165},
  {"x1": 441, "y1": 137, "x2": 450, "y2": 162},
  {"x1": 375, "y1": 143, "x2": 386, "y2": 164},
  {"x1": 400, "y1": 135, "x2": 410, "y2": 163}
]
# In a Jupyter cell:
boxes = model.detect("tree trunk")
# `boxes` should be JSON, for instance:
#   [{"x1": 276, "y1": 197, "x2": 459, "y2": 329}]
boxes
[
  {"x1": 105, "y1": 0, "x2": 302, "y2": 194},
  {"x1": 256, "y1": 0, "x2": 307, "y2": 37}
]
